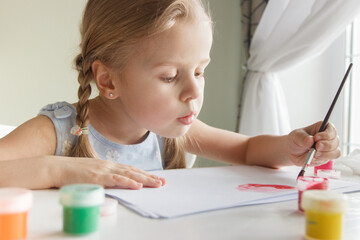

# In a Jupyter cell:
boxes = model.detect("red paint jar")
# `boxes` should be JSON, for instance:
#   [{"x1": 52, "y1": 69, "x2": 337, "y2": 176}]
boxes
[
  {"x1": 314, "y1": 160, "x2": 333, "y2": 175},
  {"x1": 296, "y1": 176, "x2": 329, "y2": 212}
]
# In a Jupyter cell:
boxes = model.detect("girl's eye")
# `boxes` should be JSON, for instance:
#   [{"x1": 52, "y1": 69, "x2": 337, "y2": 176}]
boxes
[
  {"x1": 195, "y1": 72, "x2": 205, "y2": 79},
  {"x1": 161, "y1": 76, "x2": 176, "y2": 83}
]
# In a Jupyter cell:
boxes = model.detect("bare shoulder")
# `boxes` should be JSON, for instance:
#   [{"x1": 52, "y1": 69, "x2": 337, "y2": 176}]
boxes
[{"x1": 0, "y1": 115, "x2": 57, "y2": 160}]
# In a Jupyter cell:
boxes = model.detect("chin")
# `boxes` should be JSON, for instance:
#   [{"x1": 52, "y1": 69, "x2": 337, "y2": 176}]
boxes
[{"x1": 158, "y1": 126, "x2": 190, "y2": 138}]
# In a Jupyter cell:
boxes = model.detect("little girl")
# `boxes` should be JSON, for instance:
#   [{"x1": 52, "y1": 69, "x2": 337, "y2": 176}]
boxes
[{"x1": 0, "y1": 0, "x2": 340, "y2": 190}]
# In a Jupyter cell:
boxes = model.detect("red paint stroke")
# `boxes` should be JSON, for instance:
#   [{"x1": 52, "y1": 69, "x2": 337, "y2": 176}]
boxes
[{"x1": 236, "y1": 184, "x2": 295, "y2": 193}]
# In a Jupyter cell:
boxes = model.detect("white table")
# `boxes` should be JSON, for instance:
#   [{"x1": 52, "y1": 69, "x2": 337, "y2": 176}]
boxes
[
  {"x1": 28, "y1": 189, "x2": 360, "y2": 240},
  {"x1": 2, "y1": 120, "x2": 359, "y2": 240},
  {"x1": 0, "y1": 124, "x2": 15, "y2": 138}
]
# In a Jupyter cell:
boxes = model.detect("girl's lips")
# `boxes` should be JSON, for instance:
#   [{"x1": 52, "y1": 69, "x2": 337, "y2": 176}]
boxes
[{"x1": 177, "y1": 114, "x2": 195, "y2": 125}]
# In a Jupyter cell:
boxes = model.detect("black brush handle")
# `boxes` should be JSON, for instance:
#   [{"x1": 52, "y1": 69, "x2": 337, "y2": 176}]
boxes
[
  {"x1": 311, "y1": 63, "x2": 353, "y2": 148},
  {"x1": 297, "y1": 63, "x2": 353, "y2": 179}
]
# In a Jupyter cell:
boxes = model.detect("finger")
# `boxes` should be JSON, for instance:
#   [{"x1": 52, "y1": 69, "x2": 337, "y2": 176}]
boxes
[
  {"x1": 159, "y1": 177, "x2": 166, "y2": 186},
  {"x1": 115, "y1": 169, "x2": 164, "y2": 188},
  {"x1": 309, "y1": 158, "x2": 330, "y2": 167},
  {"x1": 315, "y1": 136, "x2": 340, "y2": 153},
  {"x1": 314, "y1": 122, "x2": 337, "y2": 142},
  {"x1": 290, "y1": 128, "x2": 314, "y2": 152},
  {"x1": 115, "y1": 164, "x2": 163, "y2": 183},
  {"x1": 314, "y1": 147, "x2": 341, "y2": 161},
  {"x1": 101, "y1": 174, "x2": 143, "y2": 190},
  {"x1": 302, "y1": 121, "x2": 322, "y2": 135},
  {"x1": 109, "y1": 163, "x2": 165, "y2": 187}
]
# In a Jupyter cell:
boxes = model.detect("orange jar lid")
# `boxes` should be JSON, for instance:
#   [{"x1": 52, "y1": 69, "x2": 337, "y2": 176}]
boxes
[{"x1": 0, "y1": 188, "x2": 33, "y2": 214}]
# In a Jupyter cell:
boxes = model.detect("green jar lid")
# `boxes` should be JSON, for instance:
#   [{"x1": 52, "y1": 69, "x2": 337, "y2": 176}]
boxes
[{"x1": 59, "y1": 184, "x2": 104, "y2": 207}]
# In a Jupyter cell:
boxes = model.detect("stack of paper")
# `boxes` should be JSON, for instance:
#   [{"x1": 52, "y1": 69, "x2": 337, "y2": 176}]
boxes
[{"x1": 105, "y1": 165, "x2": 360, "y2": 219}]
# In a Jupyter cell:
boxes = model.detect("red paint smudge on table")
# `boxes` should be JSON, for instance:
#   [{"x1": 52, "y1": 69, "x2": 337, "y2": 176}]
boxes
[{"x1": 236, "y1": 184, "x2": 295, "y2": 193}]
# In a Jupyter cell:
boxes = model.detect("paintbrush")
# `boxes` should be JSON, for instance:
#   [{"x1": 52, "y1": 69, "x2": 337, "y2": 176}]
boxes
[{"x1": 297, "y1": 63, "x2": 353, "y2": 179}]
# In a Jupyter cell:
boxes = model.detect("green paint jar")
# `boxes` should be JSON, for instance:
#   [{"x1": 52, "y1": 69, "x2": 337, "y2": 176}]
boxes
[{"x1": 59, "y1": 184, "x2": 104, "y2": 235}]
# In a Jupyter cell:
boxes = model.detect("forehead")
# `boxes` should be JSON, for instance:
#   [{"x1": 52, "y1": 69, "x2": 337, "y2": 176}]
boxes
[{"x1": 133, "y1": 19, "x2": 213, "y2": 67}]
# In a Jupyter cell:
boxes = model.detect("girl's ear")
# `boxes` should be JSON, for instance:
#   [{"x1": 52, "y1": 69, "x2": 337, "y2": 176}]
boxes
[{"x1": 92, "y1": 60, "x2": 118, "y2": 99}]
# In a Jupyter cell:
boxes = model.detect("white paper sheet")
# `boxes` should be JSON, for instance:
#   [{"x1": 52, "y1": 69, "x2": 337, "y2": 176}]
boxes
[{"x1": 105, "y1": 165, "x2": 360, "y2": 219}]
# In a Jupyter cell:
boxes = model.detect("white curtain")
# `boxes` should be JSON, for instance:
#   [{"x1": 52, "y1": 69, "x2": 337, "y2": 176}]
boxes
[{"x1": 239, "y1": 0, "x2": 360, "y2": 136}]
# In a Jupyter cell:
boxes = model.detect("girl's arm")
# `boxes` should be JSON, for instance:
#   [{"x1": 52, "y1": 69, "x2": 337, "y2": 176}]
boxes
[
  {"x1": 185, "y1": 119, "x2": 340, "y2": 168},
  {"x1": 0, "y1": 116, "x2": 164, "y2": 189}
]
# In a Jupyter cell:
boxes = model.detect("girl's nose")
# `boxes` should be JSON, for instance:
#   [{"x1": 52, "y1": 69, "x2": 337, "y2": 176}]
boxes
[{"x1": 179, "y1": 75, "x2": 203, "y2": 102}]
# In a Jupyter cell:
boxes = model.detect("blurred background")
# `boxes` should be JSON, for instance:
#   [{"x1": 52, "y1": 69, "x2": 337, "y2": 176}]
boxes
[{"x1": 0, "y1": 0, "x2": 357, "y2": 167}]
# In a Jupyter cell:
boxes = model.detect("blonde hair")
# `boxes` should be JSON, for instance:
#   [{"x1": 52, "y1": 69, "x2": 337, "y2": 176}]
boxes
[{"x1": 71, "y1": 0, "x2": 211, "y2": 169}]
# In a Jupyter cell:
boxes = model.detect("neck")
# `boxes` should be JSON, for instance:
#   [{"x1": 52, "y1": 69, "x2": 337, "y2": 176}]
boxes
[{"x1": 88, "y1": 96, "x2": 148, "y2": 145}]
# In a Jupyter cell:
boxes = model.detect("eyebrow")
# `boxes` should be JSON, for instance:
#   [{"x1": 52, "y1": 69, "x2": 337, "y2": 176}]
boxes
[{"x1": 152, "y1": 58, "x2": 211, "y2": 68}]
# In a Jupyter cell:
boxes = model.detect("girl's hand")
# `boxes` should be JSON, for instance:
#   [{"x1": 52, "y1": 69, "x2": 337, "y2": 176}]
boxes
[
  {"x1": 287, "y1": 121, "x2": 341, "y2": 166},
  {"x1": 52, "y1": 156, "x2": 166, "y2": 189}
]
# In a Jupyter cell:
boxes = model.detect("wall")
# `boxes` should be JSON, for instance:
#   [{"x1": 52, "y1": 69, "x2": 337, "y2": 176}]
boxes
[
  {"x1": 0, "y1": 0, "x2": 86, "y2": 126},
  {"x1": 194, "y1": 0, "x2": 243, "y2": 167}
]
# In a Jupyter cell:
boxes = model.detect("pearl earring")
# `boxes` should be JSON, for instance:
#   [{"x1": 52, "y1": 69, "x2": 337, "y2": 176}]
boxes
[{"x1": 109, "y1": 93, "x2": 114, "y2": 97}]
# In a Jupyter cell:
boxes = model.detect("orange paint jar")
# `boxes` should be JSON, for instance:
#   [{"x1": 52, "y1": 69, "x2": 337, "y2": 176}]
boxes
[{"x1": 0, "y1": 188, "x2": 33, "y2": 240}]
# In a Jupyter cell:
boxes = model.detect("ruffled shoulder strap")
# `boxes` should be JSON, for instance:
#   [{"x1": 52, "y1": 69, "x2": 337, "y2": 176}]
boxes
[{"x1": 38, "y1": 102, "x2": 77, "y2": 156}]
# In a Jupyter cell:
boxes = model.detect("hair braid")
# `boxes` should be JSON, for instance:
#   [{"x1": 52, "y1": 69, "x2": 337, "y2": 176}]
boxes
[{"x1": 71, "y1": 54, "x2": 97, "y2": 158}]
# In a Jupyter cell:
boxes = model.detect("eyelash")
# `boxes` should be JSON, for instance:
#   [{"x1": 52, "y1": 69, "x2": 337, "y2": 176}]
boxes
[
  {"x1": 161, "y1": 72, "x2": 205, "y2": 83},
  {"x1": 195, "y1": 72, "x2": 205, "y2": 78},
  {"x1": 162, "y1": 76, "x2": 176, "y2": 83}
]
